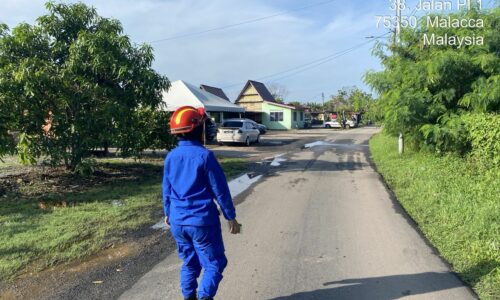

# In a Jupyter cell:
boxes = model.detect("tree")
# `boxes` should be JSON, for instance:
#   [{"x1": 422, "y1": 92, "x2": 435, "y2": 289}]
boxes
[
  {"x1": 268, "y1": 83, "x2": 289, "y2": 103},
  {"x1": 288, "y1": 101, "x2": 302, "y2": 108},
  {"x1": 0, "y1": 2, "x2": 170, "y2": 168},
  {"x1": 304, "y1": 102, "x2": 323, "y2": 112},
  {"x1": 350, "y1": 89, "x2": 374, "y2": 113},
  {"x1": 322, "y1": 87, "x2": 374, "y2": 113},
  {"x1": 364, "y1": 6, "x2": 500, "y2": 152}
]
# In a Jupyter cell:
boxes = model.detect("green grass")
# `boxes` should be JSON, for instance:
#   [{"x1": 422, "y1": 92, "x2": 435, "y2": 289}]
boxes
[
  {"x1": 0, "y1": 155, "x2": 20, "y2": 168},
  {"x1": 0, "y1": 157, "x2": 247, "y2": 281},
  {"x1": 370, "y1": 133, "x2": 500, "y2": 299},
  {"x1": 217, "y1": 157, "x2": 248, "y2": 179}
]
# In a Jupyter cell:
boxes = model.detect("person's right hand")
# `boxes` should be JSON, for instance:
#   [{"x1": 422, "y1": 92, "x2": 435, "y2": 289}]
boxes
[{"x1": 228, "y1": 219, "x2": 241, "y2": 234}]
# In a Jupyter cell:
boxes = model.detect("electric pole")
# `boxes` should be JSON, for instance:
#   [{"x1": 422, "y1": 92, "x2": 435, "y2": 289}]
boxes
[
  {"x1": 395, "y1": 0, "x2": 404, "y2": 154},
  {"x1": 322, "y1": 92, "x2": 325, "y2": 121},
  {"x1": 395, "y1": 0, "x2": 402, "y2": 44}
]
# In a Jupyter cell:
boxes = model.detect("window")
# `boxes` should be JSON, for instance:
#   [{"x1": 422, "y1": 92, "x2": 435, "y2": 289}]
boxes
[
  {"x1": 270, "y1": 111, "x2": 283, "y2": 122},
  {"x1": 222, "y1": 121, "x2": 243, "y2": 128},
  {"x1": 300, "y1": 112, "x2": 304, "y2": 121},
  {"x1": 293, "y1": 112, "x2": 297, "y2": 121}
]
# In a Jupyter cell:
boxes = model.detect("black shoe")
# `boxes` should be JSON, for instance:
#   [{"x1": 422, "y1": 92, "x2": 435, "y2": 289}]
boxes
[
  {"x1": 184, "y1": 295, "x2": 197, "y2": 300},
  {"x1": 200, "y1": 298, "x2": 213, "y2": 300}
]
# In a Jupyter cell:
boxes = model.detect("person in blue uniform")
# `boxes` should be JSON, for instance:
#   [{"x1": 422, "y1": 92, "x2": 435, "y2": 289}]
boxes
[{"x1": 163, "y1": 106, "x2": 241, "y2": 300}]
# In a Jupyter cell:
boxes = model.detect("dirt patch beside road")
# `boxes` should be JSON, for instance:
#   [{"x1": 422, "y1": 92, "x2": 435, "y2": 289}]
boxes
[{"x1": 0, "y1": 226, "x2": 176, "y2": 300}]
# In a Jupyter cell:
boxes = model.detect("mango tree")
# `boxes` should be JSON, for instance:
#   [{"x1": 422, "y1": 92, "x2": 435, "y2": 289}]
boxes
[{"x1": 0, "y1": 2, "x2": 170, "y2": 169}]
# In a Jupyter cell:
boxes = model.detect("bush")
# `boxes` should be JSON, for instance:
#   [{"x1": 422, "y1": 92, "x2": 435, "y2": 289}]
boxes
[
  {"x1": 462, "y1": 113, "x2": 500, "y2": 168},
  {"x1": 74, "y1": 158, "x2": 97, "y2": 177},
  {"x1": 365, "y1": 7, "x2": 500, "y2": 154}
]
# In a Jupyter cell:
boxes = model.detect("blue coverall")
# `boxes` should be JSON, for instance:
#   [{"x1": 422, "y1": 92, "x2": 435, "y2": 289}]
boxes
[{"x1": 163, "y1": 139, "x2": 236, "y2": 299}]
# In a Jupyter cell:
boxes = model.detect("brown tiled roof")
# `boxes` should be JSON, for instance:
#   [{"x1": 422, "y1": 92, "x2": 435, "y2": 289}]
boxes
[
  {"x1": 200, "y1": 84, "x2": 230, "y2": 101},
  {"x1": 235, "y1": 80, "x2": 276, "y2": 103}
]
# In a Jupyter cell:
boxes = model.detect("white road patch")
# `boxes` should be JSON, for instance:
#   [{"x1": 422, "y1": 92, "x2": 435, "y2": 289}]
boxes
[
  {"x1": 270, "y1": 157, "x2": 286, "y2": 166},
  {"x1": 304, "y1": 141, "x2": 335, "y2": 148},
  {"x1": 264, "y1": 153, "x2": 286, "y2": 160},
  {"x1": 152, "y1": 173, "x2": 263, "y2": 230},
  {"x1": 228, "y1": 173, "x2": 263, "y2": 198},
  {"x1": 263, "y1": 153, "x2": 287, "y2": 166},
  {"x1": 304, "y1": 141, "x2": 369, "y2": 148}
]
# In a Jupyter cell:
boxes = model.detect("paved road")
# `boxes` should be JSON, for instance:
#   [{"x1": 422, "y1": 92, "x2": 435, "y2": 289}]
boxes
[{"x1": 119, "y1": 128, "x2": 476, "y2": 300}]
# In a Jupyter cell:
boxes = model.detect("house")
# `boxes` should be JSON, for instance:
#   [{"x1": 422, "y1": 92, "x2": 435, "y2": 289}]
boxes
[
  {"x1": 162, "y1": 80, "x2": 244, "y2": 123},
  {"x1": 200, "y1": 84, "x2": 230, "y2": 101},
  {"x1": 235, "y1": 80, "x2": 306, "y2": 130}
]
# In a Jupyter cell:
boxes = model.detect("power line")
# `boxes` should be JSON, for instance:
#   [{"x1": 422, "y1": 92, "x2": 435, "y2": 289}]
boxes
[
  {"x1": 268, "y1": 37, "x2": 386, "y2": 83},
  {"x1": 304, "y1": 9, "x2": 415, "y2": 103},
  {"x1": 149, "y1": 0, "x2": 337, "y2": 43},
  {"x1": 222, "y1": 32, "x2": 391, "y2": 89}
]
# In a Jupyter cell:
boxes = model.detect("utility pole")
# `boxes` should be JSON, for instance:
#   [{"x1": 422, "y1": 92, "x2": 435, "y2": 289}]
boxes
[
  {"x1": 395, "y1": 0, "x2": 404, "y2": 154},
  {"x1": 395, "y1": 0, "x2": 402, "y2": 44},
  {"x1": 322, "y1": 92, "x2": 325, "y2": 121}
]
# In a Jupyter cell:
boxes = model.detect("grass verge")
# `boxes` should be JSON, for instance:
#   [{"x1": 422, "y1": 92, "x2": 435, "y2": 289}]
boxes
[
  {"x1": 369, "y1": 133, "x2": 499, "y2": 299},
  {"x1": 0, "y1": 156, "x2": 247, "y2": 281}
]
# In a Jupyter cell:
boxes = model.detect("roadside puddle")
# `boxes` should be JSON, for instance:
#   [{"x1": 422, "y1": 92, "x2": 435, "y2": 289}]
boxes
[
  {"x1": 264, "y1": 153, "x2": 287, "y2": 166},
  {"x1": 304, "y1": 141, "x2": 369, "y2": 149},
  {"x1": 304, "y1": 141, "x2": 335, "y2": 148},
  {"x1": 228, "y1": 173, "x2": 263, "y2": 197}
]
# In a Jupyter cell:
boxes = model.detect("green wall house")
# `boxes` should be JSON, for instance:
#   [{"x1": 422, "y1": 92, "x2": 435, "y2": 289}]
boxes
[
  {"x1": 261, "y1": 101, "x2": 306, "y2": 130},
  {"x1": 235, "y1": 80, "x2": 306, "y2": 130}
]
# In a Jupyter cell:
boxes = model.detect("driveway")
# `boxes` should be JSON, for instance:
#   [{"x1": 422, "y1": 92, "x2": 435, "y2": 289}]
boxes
[{"x1": 119, "y1": 127, "x2": 475, "y2": 300}]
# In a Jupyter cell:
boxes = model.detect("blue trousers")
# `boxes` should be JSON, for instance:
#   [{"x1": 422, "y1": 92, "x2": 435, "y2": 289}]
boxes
[{"x1": 170, "y1": 224, "x2": 228, "y2": 299}]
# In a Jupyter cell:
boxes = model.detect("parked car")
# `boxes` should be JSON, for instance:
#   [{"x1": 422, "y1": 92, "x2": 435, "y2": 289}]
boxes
[
  {"x1": 345, "y1": 119, "x2": 357, "y2": 128},
  {"x1": 205, "y1": 119, "x2": 217, "y2": 141},
  {"x1": 220, "y1": 118, "x2": 266, "y2": 134},
  {"x1": 248, "y1": 120, "x2": 267, "y2": 134},
  {"x1": 324, "y1": 120, "x2": 342, "y2": 128},
  {"x1": 217, "y1": 119, "x2": 260, "y2": 146}
]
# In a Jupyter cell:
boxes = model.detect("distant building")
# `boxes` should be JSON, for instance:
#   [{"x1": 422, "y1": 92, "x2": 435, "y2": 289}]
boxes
[
  {"x1": 162, "y1": 80, "x2": 244, "y2": 123},
  {"x1": 235, "y1": 80, "x2": 306, "y2": 130},
  {"x1": 200, "y1": 84, "x2": 230, "y2": 101}
]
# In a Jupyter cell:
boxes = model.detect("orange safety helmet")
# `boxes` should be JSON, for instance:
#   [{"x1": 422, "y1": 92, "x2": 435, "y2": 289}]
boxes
[{"x1": 170, "y1": 106, "x2": 208, "y2": 135}]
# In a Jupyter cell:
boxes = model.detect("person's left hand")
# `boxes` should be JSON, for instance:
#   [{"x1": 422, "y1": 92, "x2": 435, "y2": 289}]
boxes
[
  {"x1": 164, "y1": 216, "x2": 170, "y2": 226},
  {"x1": 228, "y1": 219, "x2": 242, "y2": 234}
]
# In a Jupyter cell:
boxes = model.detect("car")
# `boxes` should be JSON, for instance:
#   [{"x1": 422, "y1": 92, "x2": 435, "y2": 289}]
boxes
[
  {"x1": 345, "y1": 119, "x2": 357, "y2": 128},
  {"x1": 221, "y1": 118, "x2": 267, "y2": 134},
  {"x1": 248, "y1": 120, "x2": 267, "y2": 134},
  {"x1": 324, "y1": 120, "x2": 342, "y2": 128},
  {"x1": 217, "y1": 119, "x2": 260, "y2": 146}
]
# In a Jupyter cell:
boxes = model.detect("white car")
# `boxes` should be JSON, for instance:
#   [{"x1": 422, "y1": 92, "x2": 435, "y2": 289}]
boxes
[
  {"x1": 324, "y1": 120, "x2": 341, "y2": 128},
  {"x1": 217, "y1": 119, "x2": 260, "y2": 146},
  {"x1": 345, "y1": 120, "x2": 358, "y2": 128}
]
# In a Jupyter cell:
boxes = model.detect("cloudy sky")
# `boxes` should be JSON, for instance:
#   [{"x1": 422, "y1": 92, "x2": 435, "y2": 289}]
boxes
[{"x1": 2, "y1": 0, "x2": 492, "y2": 102}]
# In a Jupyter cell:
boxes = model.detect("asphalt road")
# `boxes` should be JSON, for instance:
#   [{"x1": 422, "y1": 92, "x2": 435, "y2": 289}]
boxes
[{"x1": 119, "y1": 128, "x2": 476, "y2": 300}]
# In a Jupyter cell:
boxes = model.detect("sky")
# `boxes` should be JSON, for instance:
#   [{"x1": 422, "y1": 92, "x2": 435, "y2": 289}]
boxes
[{"x1": 1, "y1": 0, "x2": 495, "y2": 103}]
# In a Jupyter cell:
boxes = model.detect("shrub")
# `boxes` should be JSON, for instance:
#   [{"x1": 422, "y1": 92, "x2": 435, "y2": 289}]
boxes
[{"x1": 462, "y1": 113, "x2": 500, "y2": 168}]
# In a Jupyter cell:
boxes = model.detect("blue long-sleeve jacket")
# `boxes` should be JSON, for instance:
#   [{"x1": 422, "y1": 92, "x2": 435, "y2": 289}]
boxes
[{"x1": 162, "y1": 139, "x2": 236, "y2": 226}]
